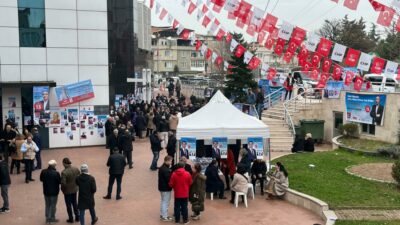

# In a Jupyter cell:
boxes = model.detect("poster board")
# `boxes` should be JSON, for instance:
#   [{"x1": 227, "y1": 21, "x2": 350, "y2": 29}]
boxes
[
  {"x1": 345, "y1": 93, "x2": 386, "y2": 126},
  {"x1": 180, "y1": 137, "x2": 196, "y2": 160},
  {"x1": 211, "y1": 137, "x2": 228, "y2": 159},
  {"x1": 248, "y1": 137, "x2": 264, "y2": 159},
  {"x1": 55, "y1": 80, "x2": 95, "y2": 107}
]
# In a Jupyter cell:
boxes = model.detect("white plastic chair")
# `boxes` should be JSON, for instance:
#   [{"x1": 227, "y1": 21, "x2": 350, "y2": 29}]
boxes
[
  {"x1": 234, "y1": 192, "x2": 248, "y2": 208},
  {"x1": 247, "y1": 183, "x2": 255, "y2": 199}
]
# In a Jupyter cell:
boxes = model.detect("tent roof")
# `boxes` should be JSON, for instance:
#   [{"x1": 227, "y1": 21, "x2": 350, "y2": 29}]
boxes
[{"x1": 177, "y1": 91, "x2": 270, "y2": 140}]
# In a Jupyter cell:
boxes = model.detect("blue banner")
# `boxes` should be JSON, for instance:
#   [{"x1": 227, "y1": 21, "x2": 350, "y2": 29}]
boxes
[
  {"x1": 33, "y1": 86, "x2": 50, "y2": 125},
  {"x1": 345, "y1": 93, "x2": 386, "y2": 126},
  {"x1": 324, "y1": 81, "x2": 344, "y2": 99},
  {"x1": 212, "y1": 137, "x2": 228, "y2": 159},
  {"x1": 55, "y1": 80, "x2": 94, "y2": 107},
  {"x1": 180, "y1": 137, "x2": 197, "y2": 160},
  {"x1": 248, "y1": 137, "x2": 264, "y2": 159}
]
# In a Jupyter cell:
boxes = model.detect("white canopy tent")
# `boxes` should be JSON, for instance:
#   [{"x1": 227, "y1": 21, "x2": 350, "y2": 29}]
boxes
[{"x1": 177, "y1": 90, "x2": 270, "y2": 140}]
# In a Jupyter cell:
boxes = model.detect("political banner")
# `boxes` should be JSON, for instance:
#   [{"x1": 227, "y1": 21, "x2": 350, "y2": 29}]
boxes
[
  {"x1": 324, "y1": 81, "x2": 344, "y2": 99},
  {"x1": 180, "y1": 137, "x2": 197, "y2": 160},
  {"x1": 212, "y1": 137, "x2": 228, "y2": 159},
  {"x1": 55, "y1": 80, "x2": 95, "y2": 107},
  {"x1": 33, "y1": 86, "x2": 50, "y2": 125},
  {"x1": 345, "y1": 93, "x2": 386, "y2": 126},
  {"x1": 248, "y1": 137, "x2": 264, "y2": 159}
]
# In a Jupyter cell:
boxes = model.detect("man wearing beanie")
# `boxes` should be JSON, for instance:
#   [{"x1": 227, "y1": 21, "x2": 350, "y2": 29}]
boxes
[
  {"x1": 40, "y1": 160, "x2": 61, "y2": 224},
  {"x1": 61, "y1": 158, "x2": 81, "y2": 223},
  {"x1": 76, "y1": 164, "x2": 98, "y2": 225}
]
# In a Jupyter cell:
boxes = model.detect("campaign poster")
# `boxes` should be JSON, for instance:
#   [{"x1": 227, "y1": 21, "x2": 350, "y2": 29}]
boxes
[
  {"x1": 324, "y1": 81, "x2": 344, "y2": 99},
  {"x1": 33, "y1": 86, "x2": 50, "y2": 125},
  {"x1": 248, "y1": 137, "x2": 264, "y2": 159},
  {"x1": 49, "y1": 110, "x2": 61, "y2": 126},
  {"x1": 211, "y1": 137, "x2": 228, "y2": 159},
  {"x1": 80, "y1": 106, "x2": 94, "y2": 120},
  {"x1": 8, "y1": 97, "x2": 16, "y2": 108},
  {"x1": 180, "y1": 137, "x2": 196, "y2": 160},
  {"x1": 55, "y1": 80, "x2": 95, "y2": 107},
  {"x1": 67, "y1": 108, "x2": 78, "y2": 123},
  {"x1": 345, "y1": 93, "x2": 386, "y2": 126},
  {"x1": 97, "y1": 115, "x2": 107, "y2": 129}
]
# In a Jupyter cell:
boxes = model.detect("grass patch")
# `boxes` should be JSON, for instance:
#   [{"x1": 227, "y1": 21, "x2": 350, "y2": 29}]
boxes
[
  {"x1": 338, "y1": 137, "x2": 393, "y2": 152},
  {"x1": 335, "y1": 221, "x2": 400, "y2": 225},
  {"x1": 272, "y1": 149, "x2": 400, "y2": 209}
]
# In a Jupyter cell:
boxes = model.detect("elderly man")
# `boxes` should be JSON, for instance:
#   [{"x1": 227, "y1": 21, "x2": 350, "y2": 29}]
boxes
[
  {"x1": 61, "y1": 158, "x2": 81, "y2": 223},
  {"x1": 108, "y1": 129, "x2": 119, "y2": 155},
  {"x1": 40, "y1": 160, "x2": 61, "y2": 224},
  {"x1": 21, "y1": 134, "x2": 39, "y2": 183}
]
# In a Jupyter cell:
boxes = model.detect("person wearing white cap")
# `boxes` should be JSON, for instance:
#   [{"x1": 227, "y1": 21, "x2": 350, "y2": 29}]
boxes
[
  {"x1": 40, "y1": 160, "x2": 61, "y2": 224},
  {"x1": 76, "y1": 164, "x2": 98, "y2": 225}
]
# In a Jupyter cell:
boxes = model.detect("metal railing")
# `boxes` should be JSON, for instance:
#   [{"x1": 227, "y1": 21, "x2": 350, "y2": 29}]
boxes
[{"x1": 264, "y1": 87, "x2": 284, "y2": 109}]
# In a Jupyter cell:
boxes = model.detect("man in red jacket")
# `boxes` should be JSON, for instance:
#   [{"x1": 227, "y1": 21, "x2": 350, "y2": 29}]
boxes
[{"x1": 169, "y1": 163, "x2": 192, "y2": 224}]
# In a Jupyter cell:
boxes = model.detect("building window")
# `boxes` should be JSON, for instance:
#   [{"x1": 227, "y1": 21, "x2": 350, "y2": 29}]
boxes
[
  {"x1": 165, "y1": 61, "x2": 173, "y2": 68},
  {"x1": 361, "y1": 123, "x2": 375, "y2": 135},
  {"x1": 180, "y1": 62, "x2": 188, "y2": 68},
  {"x1": 18, "y1": 0, "x2": 46, "y2": 47},
  {"x1": 191, "y1": 60, "x2": 205, "y2": 68},
  {"x1": 181, "y1": 51, "x2": 188, "y2": 57},
  {"x1": 191, "y1": 52, "x2": 197, "y2": 58},
  {"x1": 165, "y1": 50, "x2": 171, "y2": 57}
]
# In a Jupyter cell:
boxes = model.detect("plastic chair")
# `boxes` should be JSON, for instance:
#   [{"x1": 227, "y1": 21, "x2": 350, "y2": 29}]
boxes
[
  {"x1": 234, "y1": 192, "x2": 248, "y2": 208},
  {"x1": 247, "y1": 183, "x2": 255, "y2": 199}
]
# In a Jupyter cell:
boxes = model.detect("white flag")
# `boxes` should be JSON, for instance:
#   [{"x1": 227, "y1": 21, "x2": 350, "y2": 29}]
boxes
[
  {"x1": 196, "y1": 0, "x2": 203, "y2": 6},
  {"x1": 190, "y1": 33, "x2": 196, "y2": 45},
  {"x1": 206, "y1": 0, "x2": 212, "y2": 6},
  {"x1": 209, "y1": 20, "x2": 219, "y2": 34},
  {"x1": 212, "y1": 52, "x2": 218, "y2": 63},
  {"x1": 278, "y1": 21, "x2": 294, "y2": 41},
  {"x1": 224, "y1": 61, "x2": 229, "y2": 71},
  {"x1": 392, "y1": 0, "x2": 400, "y2": 8},
  {"x1": 176, "y1": 24, "x2": 184, "y2": 35},
  {"x1": 155, "y1": 2, "x2": 161, "y2": 14},
  {"x1": 230, "y1": 39, "x2": 239, "y2": 52},
  {"x1": 330, "y1": 43, "x2": 347, "y2": 62},
  {"x1": 385, "y1": 60, "x2": 399, "y2": 74},
  {"x1": 200, "y1": 44, "x2": 208, "y2": 56},
  {"x1": 224, "y1": 0, "x2": 239, "y2": 12},
  {"x1": 357, "y1": 53, "x2": 372, "y2": 71},
  {"x1": 261, "y1": 63, "x2": 270, "y2": 76},
  {"x1": 207, "y1": 11, "x2": 215, "y2": 21},
  {"x1": 305, "y1": 33, "x2": 320, "y2": 52},
  {"x1": 251, "y1": 7, "x2": 264, "y2": 27},
  {"x1": 243, "y1": 51, "x2": 253, "y2": 64},
  {"x1": 167, "y1": 14, "x2": 173, "y2": 24}
]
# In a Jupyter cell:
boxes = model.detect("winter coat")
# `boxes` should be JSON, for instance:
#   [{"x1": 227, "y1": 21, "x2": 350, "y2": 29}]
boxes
[
  {"x1": 251, "y1": 161, "x2": 267, "y2": 180},
  {"x1": 150, "y1": 134, "x2": 162, "y2": 152},
  {"x1": 32, "y1": 133, "x2": 42, "y2": 151},
  {"x1": 304, "y1": 138, "x2": 315, "y2": 152},
  {"x1": 0, "y1": 161, "x2": 11, "y2": 185},
  {"x1": 105, "y1": 120, "x2": 114, "y2": 137},
  {"x1": 76, "y1": 173, "x2": 97, "y2": 210},
  {"x1": 239, "y1": 154, "x2": 251, "y2": 174},
  {"x1": 267, "y1": 171, "x2": 289, "y2": 197},
  {"x1": 40, "y1": 166, "x2": 61, "y2": 196},
  {"x1": 11, "y1": 139, "x2": 24, "y2": 160},
  {"x1": 205, "y1": 164, "x2": 223, "y2": 193},
  {"x1": 166, "y1": 135, "x2": 177, "y2": 156},
  {"x1": 158, "y1": 163, "x2": 172, "y2": 192},
  {"x1": 231, "y1": 173, "x2": 249, "y2": 194},
  {"x1": 135, "y1": 115, "x2": 147, "y2": 131},
  {"x1": 169, "y1": 168, "x2": 192, "y2": 198},
  {"x1": 107, "y1": 153, "x2": 126, "y2": 175},
  {"x1": 147, "y1": 113, "x2": 156, "y2": 130},
  {"x1": 158, "y1": 119, "x2": 169, "y2": 132},
  {"x1": 168, "y1": 115, "x2": 179, "y2": 131},
  {"x1": 61, "y1": 165, "x2": 80, "y2": 194},
  {"x1": 119, "y1": 134, "x2": 133, "y2": 152},
  {"x1": 21, "y1": 140, "x2": 39, "y2": 160},
  {"x1": 189, "y1": 173, "x2": 206, "y2": 212},
  {"x1": 108, "y1": 134, "x2": 119, "y2": 151}
]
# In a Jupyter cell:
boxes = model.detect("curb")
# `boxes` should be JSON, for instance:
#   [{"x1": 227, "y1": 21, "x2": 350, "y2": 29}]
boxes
[
  {"x1": 332, "y1": 135, "x2": 380, "y2": 157},
  {"x1": 345, "y1": 165, "x2": 397, "y2": 185}
]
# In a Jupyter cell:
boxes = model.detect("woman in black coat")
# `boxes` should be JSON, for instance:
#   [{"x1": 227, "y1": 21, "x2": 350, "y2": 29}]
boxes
[
  {"x1": 204, "y1": 160, "x2": 226, "y2": 199},
  {"x1": 135, "y1": 111, "x2": 147, "y2": 139}
]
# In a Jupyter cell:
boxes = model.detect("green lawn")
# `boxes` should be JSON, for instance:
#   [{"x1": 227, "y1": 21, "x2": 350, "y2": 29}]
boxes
[
  {"x1": 338, "y1": 137, "x2": 393, "y2": 152},
  {"x1": 272, "y1": 149, "x2": 400, "y2": 209},
  {"x1": 335, "y1": 221, "x2": 400, "y2": 225}
]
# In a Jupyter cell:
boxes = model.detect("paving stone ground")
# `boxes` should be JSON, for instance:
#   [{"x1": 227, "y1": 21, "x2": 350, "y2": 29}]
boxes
[
  {"x1": 0, "y1": 139, "x2": 323, "y2": 225},
  {"x1": 348, "y1": 163, "x2": 395, "y2": 183},
  {"x1": 335, "y1": 209, "x2": 400, "y2": 221}
]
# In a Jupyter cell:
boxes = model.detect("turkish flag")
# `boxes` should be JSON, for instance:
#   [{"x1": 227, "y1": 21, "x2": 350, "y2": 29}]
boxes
[
  {"x1": 180, "y1": 29, "x2": 190, "y2": 40},
  {"x1": 212, "y1": 0, "x2": 226, "y2": 7},
  {"x1": 261, "y1": 14, "x2": 278, "y2": 33},
  {"x1": 369, "y1": 0, "x2": 385, "y2": 11},
  {"x1": 298, "y1": 57, "x2": 306, "y2": 67},
  {"x1": 226, "y1": 33, "x2": 233, "y2": 43},
  {"x1": 377, "y1": 6, "x2": 395, "y2": 27},
  {"x1": 312, "y1": 53, "x2": 322, "y2": 68},
  {"x1": 212, "y1": 4, "x2": 223, "y2": 12},
  {"x1": 371, "y1": 57, "x2": 386, "y2": 74},
  {"x1": 332, "y1": 64, "x2": 343, "y2": 81},
  {"x1": 248, "y1": 57, "x2": 261, "y2": 70},
  {"x1": 202, "y1": 16, "x2": 211, "y2": 27},
  {"x1": 322, "y1": 58, "x2": 332, "y2": 73},
  {"x1": 267, "y1": 67, "x2": 277, "y2": 80},
  {"x1": 310, "y1": 68, "x2": 320, "y2": 80},
  {"x1": 274, "y1": 38, "x2": 285, "y2": 56},
  {"x1": 195, "y1": 40, "x2": 202, "y2": 51},
  {"x1": 234, "y1": 0, "x2": 252, "y2": 22},
  {"x1": 246, "y1": 24, "x2": 256, "y2": 37},
  {"x1": 397, "y1": 68, "x2": 400, "y2": 80},
  {"x1": 215, "y1": 56, "x2": 223, "y2": 66},
  {"x1": 287, "y1": 41, "x2": 298, "y2": 54},
  {"x1": 366, "y1": 81, "x2": 371, "y2": 90},
  {"x1": 283, "y1": 51, "x2": 294, "y2": 63},
  {"x1": 298, "y1": 45, "x2": 309, "y2": 60},
  {"x1": 216, "y1": 28, "x2": 226, "y2": 41},
  {"x1": 159, "y1": 8, "x2": 168, "y2": 20},
  {"x1": 236, "y1": 17, "x2": 245, "y2": 28},
  {"x1": 344, "y1": 48, "x2": 360, "y2": 67},
  {"x1": 302, "y1": 61, "x2": 312, "y2": 72},
  {"x1": 265, "y1": 33, "x2": 276, "y2": 50},
  {"x1": 344, "y1": 0, "x2": 360, "y2": 10},
  {"x1": 397, "y1": 17, "x2": 400, "y2": 32},
  {"x1": 316, "y1": 38, "x2": 332, "y2": 57},
  {"x1": 317, "y1": 73, "x2": 329, "y2": 88},
  {"x1": 150, "y1": 0, "x2": 155, "y2": 8},
  {"x1": 228, "y1": 11, "x2": 236, "y2": 20},
  {"x1": 202, "y1": 4, "x2": 209, "y2": 13},
  {"x1": 173, "y1": 19, "x2": 179, "y2": 29},
  {"x1": 353, "y1": 76, "x2": 363, "y2": 91},
  {"x1": 235, "y1": 44, "x2": 246, "y2": 58},
  {"x1": 290, "y1": 27, "x2": 306, "y2": 46},
  {"x1": 188, "y1": 2, "x2": 197, "y2": 14},
  {"x1": 344, "y1": 71, "x2": 354, "y2": 86},
  {"x1": 257, "y1": 31, "x2": 266, "y2": 45},
  {"x1": 206, "y1": 49, "x2": 212, "y2": 59}
]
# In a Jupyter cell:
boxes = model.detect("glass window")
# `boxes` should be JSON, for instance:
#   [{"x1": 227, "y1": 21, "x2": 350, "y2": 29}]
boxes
[
  {"x1": 18, "y1": 0, "x2": 45, "y2": 9},
  {"x1": 165, "y1": 50, "x2": 171, "y2": 57},
  {"x1": 18, "y1": 0, "x2": 46, "y2": 47},
  {"x1": 361, "y1": 123, "x2": 375, "y2": 135}
]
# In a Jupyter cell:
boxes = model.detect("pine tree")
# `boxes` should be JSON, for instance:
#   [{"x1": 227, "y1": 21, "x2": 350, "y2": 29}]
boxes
[{"x1": 224, "y1": 33, "x2": 257, "y2": 103}]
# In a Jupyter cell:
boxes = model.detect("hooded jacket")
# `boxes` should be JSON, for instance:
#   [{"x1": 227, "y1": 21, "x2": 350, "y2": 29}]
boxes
[{"x1": 169, "y1": 168, "x2": 192, "y2": 198}]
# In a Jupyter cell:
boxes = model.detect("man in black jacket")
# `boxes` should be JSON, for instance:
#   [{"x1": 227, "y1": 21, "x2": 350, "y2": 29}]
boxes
[
  {"x1": 120, "y1": 129, "x2": 133, "y2": 169},
  {"x1": 0, "y1": 156, "x2": 11, "y2": 213},
  {"x1": 104, "y1": 117, "x2": 114, "y2": 148},
  {"x1": 158, "y1": 156, "x2": 173, "y2": 221},
  {"x1": 76, "y1": 164, "x2": 98, "y2": 225},
  {"x1": 40, "y1": 160, "x2": 61, "y2": 224},
  {"x1": 104, "y1": 149, "x2": 126, "y2": 200},
  {"x1": 166, "y1": 132, "x2": 177, "y2": 165},
  {"x1": 108, "y1": 129, "x2": 119, "y2": 155},
  {"x1": 150, "y1": 131, "x2": 162, "y2": 171}
]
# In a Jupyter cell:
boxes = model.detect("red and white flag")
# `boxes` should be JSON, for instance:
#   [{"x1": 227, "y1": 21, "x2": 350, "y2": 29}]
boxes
[
  {"x1": 264, "y1": 33, "x2": 276, "y2": 50},
  {"x1": 257, "y1": 31, "x2": 266, "y2": 45},
  {"x1": 331, "y1": 43, "x2": 347, "y2": 62},
  {"x1": 261, "y1": 14, "x2": 278, "y2": 33},
  {"x1": 159, "y1": 8, "x2": 168, "y2": 20},
  {"x1": 287, "y1": 41, "x2": 298, "y2": 54},
  {"x1": 209, "y1": 19, "x2": 220, "y2": 34},
  {"x1": 377, "y1": 6, "x2": 395, "y2": 27},
  {"x1": 215, "y1": 56, "x2": 223, "y2": 66},
  {"x1": 344, "y1": 48, "x2": 360, "y2": 67},
  {"x1": 353, "y1": 76, "x2": 363, "y2": 91},
  {"x1": 369, "y1": 0, "x2": 386, "y2": 11},
  {"x1": 305, "y1": 33, "x2": 320, "y2": 52},
  {"x1": 332, "y1": 64, "x2": 343, "y2": 81},
  {"x1": 357, "y1": 52, "x2": 373, "y2": 71},
  {"x1": 202, "y1": 15, "x2": 212, "y2": 27},
  {"x1": 283, "y1": 51, "x2": 294, "y2": 63},
  {"x1": 302, "y1": 61, "x2": 312, "y2": 72},
  {"x1": 316, "y1": 38, "x2": 333, "y2": 57},
  {"x1": 322, "y1": 58, "x2": 332, "y2": 73},
  {"x1": 230, "y1": 38, "x2": 239, "y2": 52},
  {"x1": 247, "y1": 57, "x2": 261, "y2": 70},
  {"x1": 385, "y1": 61, "x2": 399, "y2": 74},
  {"x1": 310, "y1": 68, "x2": 320, "y2": 80},
  {"x1": 206, "y1": 48, "x2": 212, "y2": 59},
  {"x1": 235, "y1": 44, "x2": 246, "y2": 58},
  {"x1": 371, "y1": 57, "x2": 386, "y2": 74},
  {"x1": 212, "y1": 4, "x2": 223, "y2": 12},
  {"x1": 317, "y1": 73, "x2": 329, "y2": 88},
  {"x1": 211, "y1": 0, "x2": 226, "y2": 7},
  {"x1": 226, "y1": 33, "x2": 233, "y2": 43},
  {"x1": 290, "y1": 27, "x2": 306, "y2": 46},
  {"x1": 274, "y1": 38, "x2": 285, "y2": 56},
  {"x1": 173, "y1": 19, "x2": 179, "y2": 29},
  {"x1": 267, "y1": 68, "x2": 277, "y2": 80},
  {"x1": 233, "y1": 0, "x2": 252, "y2": 22},
  {"x1": 176, "y1": 24, "x2": 185, "y2": 35},
  {"x1": 243, "y1": 51, "x2": 253, "y2": 64},
  {"x1": 180, "y1": 29, "x2": 191, "y2": 40},
  {"x1": 278, "y1": 21, "x2": 295, "y2": 41},
  {"x1": 188, "y1": 2, "x2": 197, "y2": 14},
  {"x1": 216, "y1": 28, "x2": 226, "y2": 41},
  {"x1": 312, "y1": 53, "x2": 322, "y2": 68},
  {"x1": 150, "y1": 0, "x2": 155, "y2": 9},
  {"x1": 344, "y1": 71, "x2": 354, "y2": 86},
  {"x1": 298, "y1": 45, "x2": 309, "y2": 60},
  {"x1": 195, "y1": 40, "x2": 202, "y2": 51},
  {"x1": 344, "y1": 0, "x2": 360, "y2": 10}
]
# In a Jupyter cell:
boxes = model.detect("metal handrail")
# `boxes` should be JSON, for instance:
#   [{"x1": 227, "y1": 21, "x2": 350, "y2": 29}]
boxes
[{"x1": 264, "y1": 87, "x2": 284, "y2": 109}]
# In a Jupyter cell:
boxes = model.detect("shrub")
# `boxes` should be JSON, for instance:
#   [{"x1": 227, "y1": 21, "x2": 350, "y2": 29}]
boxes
[
  {"x1": 339, "y1": 123, "x2": 359, "y2": 137},
  {"x1": 377, "y1": 145, "x2": 400, "y2": 159},
  {"x1": 392, "y1": 160, "x2": 400, "y2": 186}
]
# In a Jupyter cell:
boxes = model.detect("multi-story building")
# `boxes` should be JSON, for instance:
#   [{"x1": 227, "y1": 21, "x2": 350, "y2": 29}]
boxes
[{"x1": 0, "y1": 0, "x2": 151, "y2": 148}]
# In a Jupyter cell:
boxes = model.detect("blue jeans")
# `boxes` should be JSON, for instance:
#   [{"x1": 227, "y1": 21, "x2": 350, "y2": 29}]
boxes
[
  {"x1": 174, "y1": 198, "x2": 188, "y2": 223},
  {"x1": 79, "y1": 208, "x2": 96, "y2": 225},
  {"x1": 150, "y1": 151, "x2": 159, "y2": 170},
  {"x1": 160, "y1": 191, "x2": 171, "y2": 218}
]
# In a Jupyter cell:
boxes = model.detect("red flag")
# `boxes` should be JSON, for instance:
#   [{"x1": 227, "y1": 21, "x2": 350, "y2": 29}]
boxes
[
  {"x1": 188, "y1": 2, "x2": 197, "y2": 14},
  {"x1": 267, "y1": 68, "x2": 277, "y2": 80},
  {"x1": 316, "y1": 38, "x2": 332, "y2": 57},
  {"x1": 317, "y1": 73, "x2": 329, "y2": 88},
  {"x1": 287, "y1": 41, "x2": 298, "y2": 53},
  {"x1": 235, "y1": 44, "x2": 246, "y2": 58},
  {"x1": 180, "y1": 29, "x2": 190, "y2": 40},
  {"x1": 302, "y1": 61, "x2": 312, "y2": 72},
  {"x1": 290, "y1": 27, "x2": 306, "y2": 46},
  {"x1": 377, "y1": 6, "x2": 395, "y2": 27},
  {"x1": 246, "y1": 24, "x2": 256, "y2": 37},
  {"x1": 212, "y1": 4, "x2": 223, "y2": 12},
  {"x1": 322, "y1": 58, "x2": 332, "y2": 73},
  {"x1": 274, "y1": 38, "x2": 285, "y2": 56},
  {"x1": 159, "y1": 8, "x2": 168, "y2": 20},
  {"x1": 366, "y1": 81, "x2": 371, "y2": 90},
  {"x1": 368, "y1": 0, "x2": 385, "y2": 11},
  {"x1": 173, "y1": 19, "x2": 179, "y2": 29},
  {"x1": 312, "y1": 53, "x2": 322, "y2": 68},
  {"x1": 397, "y1": 17, "x2": 400, "y2": 32},
  {"x1": 257, "y1": 31, "x2": 266, "y2": 44},
  {"x1": 228, "y1": 11, "x2": 236, "y2": 20},
  {"x1": 397, "y1": 68, "x2": 400, "y2": 80},
  {"x1": 215, "y1": 56, "x2": 223, "y2": 66},
  {"x1": 202, "y1": 4, "x2": 209, "y2": 14},
  {"x1": 344, "y1": 71, "x2": 354, "y2": 86},
  {"x1": 226, "y1": 33, "x2": 233, "y2": 43},
  {"x1": 247, "y1": 57, "x2": 261, "y2": 70},
  {"x1": 370, "y1": 57, "x2": 385, "y2": 74},
  {"x1": 298, "y1": 45, "x2": 309, "y2": 60},
  {"x1": 216, "y1": 28, "x2": 226, "y2": 41},
  {"x1": 206, "y1": 49, "x2": 212, "y2": 59},
  {"x1": 202, "y1": 15, "x2": 211, "y2": 27},
  {"x1": 310, "y1": 68, "x2": 320, "y2": 80},
  {"x1": 353, "y1": 76, "x2": 363, "y2": 91},
  {"x1": 331, "y1": 0, "x2": 339, "y2": 3},
  {"x1": 332, "y1": 64, "x2": 343, "y2": 81},
  {"x1": 298, "y1": 57, "x2": 306, "y2": 67},
  {"x1": 261, "y1": 14, "x2": 278, "y2": 33},
  {"x1": 195, "y1": 40, "x2": 202, "y2": 51},
  {"x1": 344, "y1": 0, "x2": 360, "y2": 10},
  {"x1": 344, "y1": 48, "x2": 360, "y2": 67},
  {"x1": 150, "y1": 0, "x2": 154, "y2": 9},
  {"x1": 211, "y1": 0, "x2": 226, "y2": 7},
  {"x1": 233, "y1": 0, "x2": 252, "y2": 22},
  {"x1": 265, "y1": 33, "x2": 276, "y2": 50},
  {"x1": 283, "y1": 51, "x2": 294, "y2": 63}
]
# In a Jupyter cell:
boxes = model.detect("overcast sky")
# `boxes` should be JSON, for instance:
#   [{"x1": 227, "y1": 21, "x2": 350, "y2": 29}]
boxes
[{"x1": 150, "y1": 0, "x2": 395, "y2": 41}]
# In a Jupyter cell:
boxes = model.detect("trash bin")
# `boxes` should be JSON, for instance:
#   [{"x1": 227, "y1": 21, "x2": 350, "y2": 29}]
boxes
[{"x1": 300, "y1": 119, "x2": 325, "y2": 141}]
